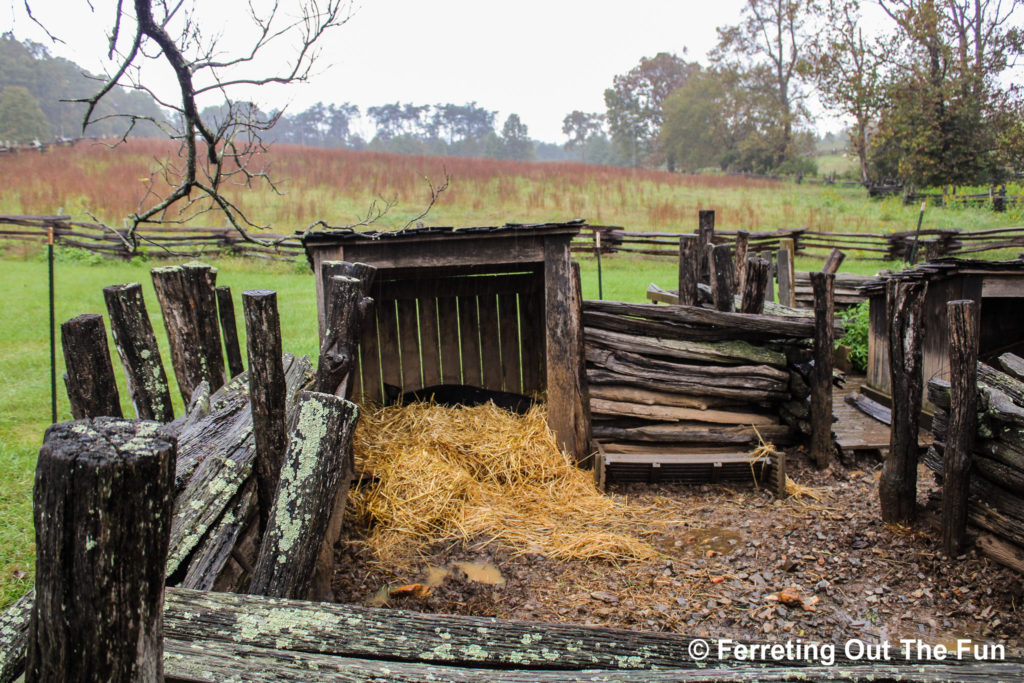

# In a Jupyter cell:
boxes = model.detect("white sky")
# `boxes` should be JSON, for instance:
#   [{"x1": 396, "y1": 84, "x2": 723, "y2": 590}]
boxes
[{"x1": 4, "y1": 1, "x2": 1019, "y2": 143}]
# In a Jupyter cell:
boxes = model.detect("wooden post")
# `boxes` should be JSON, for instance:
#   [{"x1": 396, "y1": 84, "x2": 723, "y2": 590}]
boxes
[
  {"x1": 151, "y1": 263, "x2": 225, "y2": 403},
  {"x1": 740, "y1": 257, "x2": 770, "y2": 314},
  {"x1": 216, "y1": 286, "x2": 245, "y2": 380},
  {"x1": 733, "y1": 230, "x2": 749, "y2": 292},
  {"x1": 697, "y1": 209, "x2": 715, "y2": 283},
  {"x1": 27, "y1": 418, "x2": 175, "y2": 682},
  {"x1": 60, "y1": 314, "x2": 122, "y2": 420},
  {"x1": 314, "y1": 275, "x2": 363, "y2": 395},
  {"x1": 103, "y1": 283, "x2": 174, "y2": 423},
  {"x1": 777, "y1": 239, "x2": 795, "y2": 307},
  {"x1": 544, "y1": 239, "x2": 586, "y2": 462},
  {"x1": 677, "y1": 235, "x2": 700, "y2": 306},
  {"x1": 710, "y1": 244, "x2": 735, "y2": 312},
  {"x1": 809, "y1": 272, "x2": 835, "y2": 470},
  {"x1": 243, "y1": 289, "x2": 288, "y2": 536},
  {"x1": 319, "y1": 261, "x2": 377, "y2": 341},
  {"x1": 943, "y1": 300, "x2": 978, "y2": 554},
  {"x1": 760, "y1": 250, "x2": 775, "y2": 303},
  {"x1": 879, "y1": 280, "x2": 928, "y2": 523},
  {"x1": 822, "y1": 248, "x2": 846, "y2": 275},
  {"x1": 570, "y1": 261, "x2": 594, "y2": 467},
  {"x1": 250, "y1": 392, "x2": 359, "y2": 600}
]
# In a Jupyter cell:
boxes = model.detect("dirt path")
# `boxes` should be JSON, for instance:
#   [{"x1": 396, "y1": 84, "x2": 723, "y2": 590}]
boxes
[{"x1": 332, "y1": 449, "x2": 1023, "y2": 653}]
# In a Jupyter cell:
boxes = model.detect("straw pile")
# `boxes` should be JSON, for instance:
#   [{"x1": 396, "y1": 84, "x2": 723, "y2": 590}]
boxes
[{"x1": 349, "y1": 402, "x2": 656, "y2": 565}]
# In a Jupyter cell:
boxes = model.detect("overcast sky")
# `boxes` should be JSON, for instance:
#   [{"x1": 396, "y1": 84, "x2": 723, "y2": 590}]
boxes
[{"x1": 0, "y1": 0, "x2": 949, "y2": 143}]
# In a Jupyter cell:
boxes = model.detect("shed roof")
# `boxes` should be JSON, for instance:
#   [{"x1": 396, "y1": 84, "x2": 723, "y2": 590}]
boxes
[
  {"x1": 858, "y1": 257, "x2": 1024, "y2": 296},
  {"x1": 300, "y1": 219, "x2": 585, "y2": 249}
]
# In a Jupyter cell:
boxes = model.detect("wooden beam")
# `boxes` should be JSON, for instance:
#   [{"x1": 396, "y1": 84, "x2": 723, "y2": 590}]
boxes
[
  {"x1": 215, "y1": 286, "x2": 245, "y2": 380},
  {"x1": 777, "y1": 239, "x2": 795, "y2": 307},
  {"x1": 822, "y1": 248, "x2": 846, "y2": 274},
  {"x1": 60, "y1": 314, "x2": 122, "y2": 420},
  {"x1": 677, "y1": 235, "x2": 700, "y2": 306},
  {"x1": 710, "y1": 244, "x2": 735, "y2": 312},
  {"x1": 739, "y1": 257, "x2": 770, "y2": 315},
  {"x1": 943, "y1": 299, "x2": 979, "y2": 554},
  {"x1": 544, "y1": 238, "x2": 584, "y2": 461},
  {"x1": 733, "y1": 230, "x2": 749, "y2": 292},
  {"x1": 697, "y1": 209, "x2": 715, "y2": 283},
  {"x1": 809, "y1": 272, "x2": 835, "y2": 470}
]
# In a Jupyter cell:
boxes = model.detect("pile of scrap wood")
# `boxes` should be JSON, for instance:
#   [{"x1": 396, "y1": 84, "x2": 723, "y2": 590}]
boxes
[{"x1": 925, "y1": 353, "x2": 1024, "y2": 573}]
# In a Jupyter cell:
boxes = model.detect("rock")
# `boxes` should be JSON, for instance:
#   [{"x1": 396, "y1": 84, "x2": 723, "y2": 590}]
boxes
[{"x1": 590, "y1": 591, "x2": 619, "y2": 604}]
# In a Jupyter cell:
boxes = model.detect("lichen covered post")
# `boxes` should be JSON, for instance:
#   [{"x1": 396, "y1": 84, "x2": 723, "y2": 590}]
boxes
[
  {"x1": 27, "y1": 418, "x2": 175, "y2": 682},
  {"x1": 879, "y1": 279, "x2": 928, "y2": 523},
  {"x1": 249, "y1": 392, "x2": 359, "y2": 599},
  {"x1": 943, "y1": 299, "x2": 979, "y2": 554},
  {"x1": 103, "y1": 283, "x2": 174, "y2": 422},
  {"x1": 60, "y1": 313, "x2": 122, "y2": 420}
]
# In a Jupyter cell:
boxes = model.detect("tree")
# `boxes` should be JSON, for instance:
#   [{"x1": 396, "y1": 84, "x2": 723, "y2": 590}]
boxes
[
  {"x1": 561, "y1": 111, "x2": 603, "y2": 161},
  {"x1": 603, "y1": 52, "x2": 699, "y2": 167},
  {"x1": 712, "y1": 0, "x2": 820, "y2": 169},
  {"x1": 809, "y1": 0, "x2": 888, "y2": 183},
  {"x1": 497, "y1": 113, "x2": 535, "y2": 161},
  {"x1": 28, "y1": 0, "x2": 350, "y2": 249},
  {"x1": 0, "y1": 85, "x2": 51, "y2": 143}
]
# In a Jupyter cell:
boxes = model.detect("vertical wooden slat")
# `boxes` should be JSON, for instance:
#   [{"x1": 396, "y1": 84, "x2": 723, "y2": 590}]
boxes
[
  {"x1": 777, "y1": 239, "x2": 796, "y2": 307},
  {"x1": 457, "y1": 295, "x2": 483, "y2": 387},
  {"x1": 377, "y1": 300, "x2": 404, "y2": 400},
  {"x1": 418, "y1": 297, "x2": 443, "y2": 387},
  {"x1": 544, "y1": 239, "x2": 584, "y2": 461},
  {"x1": 519, "y1": 287, "x2": 545, "y2": 395},
  {"x1": 809, "y1": 273, "x2": 836, "y2": 471},
  {"x1": 478, "y1": 293, "x2": 503, "y2": 390},
  {"x1": 358, "y1": 314, "x2": 383, "y2": 404},
  {"x1": 436, "y1": 297, "x2": 462, "y2": 385},
  {"x1": 498, "y1": 292, "x2": 522, "y2": 393},
  {"x1": 350, "y1": 345, "x2": 363, "y2": 402},
  {"x1": 396, "y1": 298, "x2": 422, "y2": 392},
  {"x1": 943, "y1": 299, "x2": 978, "y2": 555}
]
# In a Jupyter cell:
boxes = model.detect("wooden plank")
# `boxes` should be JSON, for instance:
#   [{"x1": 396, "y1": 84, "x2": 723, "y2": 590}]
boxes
[
  {"x1": 396, "y1": 298, "x2": 423, "y2": 392},
  {"x1": 436, "y1": 297, "x2": 462, "y2": 385},
  {"x1": 375, "y1": 272, "x2": 538, "y2": 302},
  {"x1": 981, "y1": 275, "x2": 1024, "y2": 298},
  {"x1": 589, "y1": 398, "x2": 778, "y2": 425},
  {"x1": 677, "y1": 235, "x2": 700, "y2": 306},
  {"x1": 603, "y1": 451, "x2": 760, "y2": 465},
  {"x1": 335, "y1": 235, "x2": 546, "y2": 271},
  {"x1": 457, "y1": 295, "x2": 483, "y2": 387},
  {"x1": 60, "y1": 314, "x2": 122, "y2": 420},
  {"x1": 583, "y1": 300, "x2": 820, "y2": 340},
  {"x1": 357, "y1": 315, "x2": 383, "y2": 404},
  {"x1": 943, "y1": 299, "x2": 979, "y2": 555},
  {"x1": 418, "y1": 297, "x2": 443, "y2": 387},
  {"x1": 777, "y1": 239, "x2": 795, "y2": 307},
  {"x1": 520, "y1": 289, "x2": 546, "y2": 395},
  {"x1": 544, "y1": 239, "x2": 582, "y2": 460},
  {"x1": 376, "y1": 301, "x2": 404, "y2": 399},
  {"x1": 809, "y1": 272, "x2": 835, "y2": 470},
  {"x1": 498, "y1": 293, "x2": 522, "y2": 393},
  {"x1": 477, "y1": 293, "x2": 503, "y2": 391}
]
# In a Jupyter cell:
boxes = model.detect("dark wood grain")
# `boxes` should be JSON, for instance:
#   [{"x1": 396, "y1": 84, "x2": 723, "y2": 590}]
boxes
[
  {"x1": 60, "y1": 313, "x2": 122, "y2": 420},
  {"x1": 216, "y1": 286, "x2": 244, "y2": 380},
  {"x1": 943, "y1": 299, "x2": 979, "y2": 554},
  {"x1": 810, "y1": 272, "x2": 835, "y2": 469}
]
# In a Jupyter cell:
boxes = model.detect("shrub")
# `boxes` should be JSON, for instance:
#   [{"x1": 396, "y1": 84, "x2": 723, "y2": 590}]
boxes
[{"x1": 837, "y1": 300, "x2": 869, "y2": 372}]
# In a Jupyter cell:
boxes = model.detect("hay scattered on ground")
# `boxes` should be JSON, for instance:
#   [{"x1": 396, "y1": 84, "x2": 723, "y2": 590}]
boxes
[{"x1": 349, "y1": 402, "x2": 656, "y2": 565}]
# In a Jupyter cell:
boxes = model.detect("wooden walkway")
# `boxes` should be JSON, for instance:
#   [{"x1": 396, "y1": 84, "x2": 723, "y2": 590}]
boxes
[{"x1": 834, "y1": 378, "x2": 933, "y2": 455}]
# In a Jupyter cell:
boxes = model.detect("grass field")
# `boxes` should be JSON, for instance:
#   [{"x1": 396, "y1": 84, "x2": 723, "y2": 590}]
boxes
[{"x1": 0, "y1": 141, "x2": 1020, "y2": 609}]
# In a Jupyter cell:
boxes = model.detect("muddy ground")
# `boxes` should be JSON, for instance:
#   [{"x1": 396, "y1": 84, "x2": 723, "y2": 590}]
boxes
[{"x1": 331, "y1": 448, "x2": 1024, "y2": 652}]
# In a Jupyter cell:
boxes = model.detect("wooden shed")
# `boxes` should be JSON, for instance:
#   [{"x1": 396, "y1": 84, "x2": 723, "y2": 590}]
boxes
[
  {"x1": 860, "y1": 258, "x2": 1024, "y2": 409},
  {"x1": 301, "y1": 221, "x2": 591, "y2": 463}
]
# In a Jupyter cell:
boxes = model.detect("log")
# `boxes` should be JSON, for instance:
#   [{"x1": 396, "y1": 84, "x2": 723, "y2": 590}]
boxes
[
  {"x1": 974, "y1": 455, "x2": 1024, "y2": 497},
  {"x1": 318, "y1": 260, "x2": 377, "y2": 340},
  {"x1": 243, "y1": 289, "x2": 289, "y2": 537},
  {"x1": 677, "y1": 235, "x2": 700, "y2": 306},
  {"x1": 216, "y1": 286, "x2": 245, "y2": 379},
  {"x1": 879, "y1": 279, "x2": 927, "y2": 523},
  {"x1": 27, "y1": 418, "x2": 174, "y2": 682},
  {"x1": 776, "y1": 239, "x2": 795, "y2": 307},
  {"x1": 583, "y1": 300, "x2": 822, "y2": 341},
  {"x1": 943, "y1": 300, "x2": 979, "y2": 554},
  {"x1": 697, "y1": 209, "x2": 714, "y2": 283},
  {"x1": 181, "y1": 479, "x2": 257, "y2": 591},
  {"x1": 809, "y1": 272, "x2": 835, "y2": 470},
  {"x1": 587, "y1": 384, "x2": 714, "y2": 410},
  {"x1": 589, "y1": 398, "x2": 778, "y2": 425},
  {"x1": 980, "y1": 385, "x2": 1024, "y2": 428},
  {"x1": 733, "y1": 230, "x2": 749, "y2": 292},
  {"x1": 710, "y1": 244, "x2": 734, "y2": 312},
  {"x1": 976, "y1": 533, "x2": 1024, "y2": 574},
  {"x1": 844, "y1": 392, "x2": 891, "y2": 425},
  {"x1": 586, "y1": 368, "x2": 788, "y2": 404},
  {"x1": 761, "y1": 250, "x2": 775, "y2": 303},
  {"x1": 151, "y1": 263, "x2": 226, "y2": 402},
  {"x1": 314, "y1": 275, "x2": 363, "y2": 395},
  {"x1": 250, "y1": 392, "x2": 359, "y2": 599},
  {"x1": 978, "y1": 438, "x2": 1024, "y2": 472},
  {"x1": 103, "y1": 283, "x2": 174, "y2": 422},
  {"x1": 585, "y1": 344, "x2": 789, "y2": 386},
  {"x1": 739, "y1": 257, "x2": 770, "y2": 315},
  {"x1": 821, "y1": 248, "x2": 846, "y2": 274},
  {"x1": 592, "y1": 422, "x2": 794, "y2": 445},
  {"x1": 0, "y1": 590, "x2": 32, "y2": 683},
  {"x1": 60, "y1": 314, "x2": 122, "y2": 420},
  {"x1": 997, "y1": 353, "x2": 1024, "y2": 383},
  {"x1": 585, "y1": 326, "x2": 787, "y2": 367},
  {"x1": 977, "y1": 362, "x2": 1024, "y2": 408}
]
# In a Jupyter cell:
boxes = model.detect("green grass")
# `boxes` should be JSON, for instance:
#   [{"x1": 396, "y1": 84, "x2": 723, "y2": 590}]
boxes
[{"x1": 814, "y1": 154, "x2": 858, "y2": 178}]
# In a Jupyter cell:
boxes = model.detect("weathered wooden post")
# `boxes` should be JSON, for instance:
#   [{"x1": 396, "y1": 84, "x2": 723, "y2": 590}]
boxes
[
  {"x1": 103, "y1": 283, "x2": 174, "y2": 422},
  {"x1": 777, "y1": 238, "x2": 796, "y2": 307},
  {"x1": 879, "y1": 279, "x2": 928, "y2": 523},
  {"x1": 740, "y1": 257, "x2": 770, "y2": 314},
  {"x1": 319, "y1": 261, "x2": 377, "y2": 340},
  {"x1": 216, "y1": 286, "x2": 245, "y2": 380},
  {"x1": 809, "y1": 272, "x2": 835, "y2": 469},
  {"x1": 60, "y1": 314, "x2": 122, "y2": 419},
  {"x1": 250, "y1": 392, "x2": 359, "y2": 599},
  {"x1": 27, "y1": 418, "x2": 175, "y2": 682},
  {"x1": 697, "y1": 209, "x2": 715, "y2": 283},
  {"x1": 677, "y1": 234, "x2": 700, "y2": 306},
  {"x1": 760, "y1": 250, "x2": 775, "y2": 303},
  {"x1": 943, "y1": 300, "x2": 979, "y2": 554},
  {"x1": 151, "y1": 263, "x2": 225, "y2": 402},
  {"x1": 243, "y1": 289, "x2": 288, "y2": 536},
  {"x1": 733, "y1": 229, "x2": 750, "y2": 292},
  {"x1": 822, "y1": 248, "x2": 846, "y2": 275},
  {"x1": 710, "y1": 244, "x2": 735, "y2": 312}
]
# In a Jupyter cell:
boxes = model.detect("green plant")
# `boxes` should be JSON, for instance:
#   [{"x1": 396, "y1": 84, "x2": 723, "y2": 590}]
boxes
[{"x1": 837, "y1": 300, "x2": 869, "y2": 372}]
